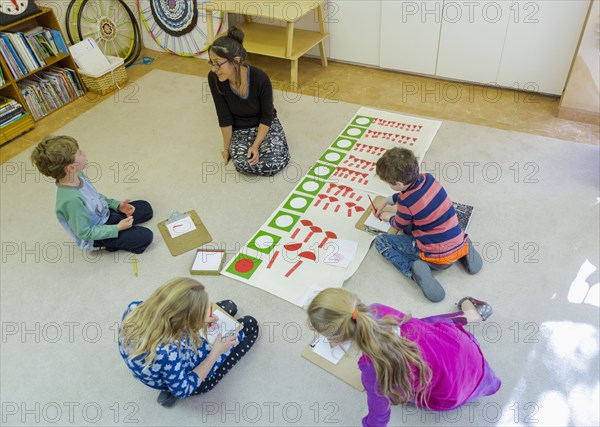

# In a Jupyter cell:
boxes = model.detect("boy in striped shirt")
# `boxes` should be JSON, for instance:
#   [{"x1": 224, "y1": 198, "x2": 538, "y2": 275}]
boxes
[{"x1": 373, "y1": 148, "x2": 482, "y2": 302}]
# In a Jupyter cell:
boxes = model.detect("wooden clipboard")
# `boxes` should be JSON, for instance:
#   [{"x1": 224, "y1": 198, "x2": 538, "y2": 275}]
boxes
[
  {"x1": 301, "y1": 341, "x2": 365, "y2": 392},
  {"x1": 158, "y1": 210, "x2": 212, "y2": 256},
  {"x1": 355, "y1": 195, "x2": 398, "y2": 235}
]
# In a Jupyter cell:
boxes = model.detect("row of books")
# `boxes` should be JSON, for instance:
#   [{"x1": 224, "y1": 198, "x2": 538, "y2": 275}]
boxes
[
  {"x1": 0, "y1": 95, "x2": 26, "y2": 127},
  {"x1": 0, "y1": 25, "x2": 68, "y2": 80},
  {"x1": 17, "y1": 67, "x2": 84, "y2": 120}
]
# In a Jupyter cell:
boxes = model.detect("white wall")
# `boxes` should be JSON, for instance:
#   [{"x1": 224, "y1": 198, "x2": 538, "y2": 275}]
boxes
[
  {"x1": 560, "y1": 0, "x2": 600, "y2": 118},
  {"x1": 577, "y1": 0, "x2": 600, "y2": 90}
]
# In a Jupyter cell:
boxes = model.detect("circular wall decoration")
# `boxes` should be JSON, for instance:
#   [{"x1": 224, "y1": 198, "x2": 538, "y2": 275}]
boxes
[
  {"x1": 137, "y1": 0, "x2": 223, "y2": 57},
  {"x1": 73, "y1": 0, "x2": 142, "y2": 67}
]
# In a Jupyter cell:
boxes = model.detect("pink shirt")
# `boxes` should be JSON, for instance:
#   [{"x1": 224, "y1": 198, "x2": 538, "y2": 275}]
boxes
[{"x1": 359, "y1": 304, "x2": 487, "y2": 426}]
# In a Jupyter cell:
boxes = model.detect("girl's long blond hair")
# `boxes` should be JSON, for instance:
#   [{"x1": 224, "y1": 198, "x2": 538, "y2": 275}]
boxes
[
  {"x1": 307, "y1": 288, "x2": 432, "y2": 407},
  {"x1": 119, "y1": 277, "x2": 210, "y2": 367}
]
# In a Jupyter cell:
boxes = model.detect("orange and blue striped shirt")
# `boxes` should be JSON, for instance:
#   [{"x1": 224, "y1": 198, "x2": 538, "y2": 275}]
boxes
[{"x1": 390, "y1": 173, "x2": 467, "y2": 262}]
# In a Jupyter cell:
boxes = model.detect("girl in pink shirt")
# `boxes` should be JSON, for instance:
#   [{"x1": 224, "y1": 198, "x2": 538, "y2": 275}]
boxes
[{"x1": 307, "y1": 289, "x2": 500, "y2": 426}]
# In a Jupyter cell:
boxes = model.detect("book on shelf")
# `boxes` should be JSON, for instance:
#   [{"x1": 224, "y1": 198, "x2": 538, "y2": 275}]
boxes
[
  {"x1": 0, "y1": 34, "x2": 27, "y2": 77},
  {"x1": 0, "y1": 66, "x2": 4, "y2": 85},
  {"x1": 8, "y1": 21, "x2": 67, "y2": 54},
  {"x1": 0, "y1": 95, "x2": 25, "y2": 127},
  {"x1": 0, "y1": 111, "x2": 26, "y2": 127},
  {"x1": 17, "y1": 67, "x2": 83, "y2": 120},
  {"x1": 47, "y1": 29, "x2": 67, "y2": 54},
  {"x1": 0, "y1": 26, "x2": 67, "y2": 80},
  {"x1": 5, "y1": 32, "x2": 38, "y2": 72}
]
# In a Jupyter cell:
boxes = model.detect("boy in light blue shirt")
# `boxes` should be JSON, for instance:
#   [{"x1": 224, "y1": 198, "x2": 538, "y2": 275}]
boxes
[{"x1": 31, "y1": 135, "x2": 153, "y2": 253}]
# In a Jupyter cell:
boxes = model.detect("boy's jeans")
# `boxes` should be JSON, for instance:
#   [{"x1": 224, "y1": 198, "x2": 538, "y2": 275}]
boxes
[{"x1": 374, "y1": 233, "x2": 420, "y2": 277}]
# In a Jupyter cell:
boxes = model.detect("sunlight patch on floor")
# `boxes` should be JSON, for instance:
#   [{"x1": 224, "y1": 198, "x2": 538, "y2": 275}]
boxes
[
  {"x1": 499, "y1": 321, "x2": 599, "y2": 426},
  {"x1": 567, "y1": 259, "x2": 599, "y2": 307}
]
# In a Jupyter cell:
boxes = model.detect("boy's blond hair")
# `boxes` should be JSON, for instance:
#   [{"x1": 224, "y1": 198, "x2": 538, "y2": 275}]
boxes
[
  {"x1": 376, "y1": 148, "x2": 420, "y2": 185},
  {"x1": 30, "y1": 135, "x2": 79, "y2": 180}
]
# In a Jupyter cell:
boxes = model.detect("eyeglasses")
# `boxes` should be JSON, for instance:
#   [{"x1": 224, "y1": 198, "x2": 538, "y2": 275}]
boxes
[{"x1": 208, "y1": 60, "x2": 228, "y2": 69}]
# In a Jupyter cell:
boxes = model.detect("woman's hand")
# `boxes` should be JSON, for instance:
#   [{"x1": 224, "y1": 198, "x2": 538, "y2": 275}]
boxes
[
  {"x1": 247, "y1": 145, "x2": 260, "y2": 166},
  {"x1": 118, "y1": 199, "x2": 135, "y2": 217},
  {"x1": 221, "y1": 150, "x2": 231, "y2": 165}
]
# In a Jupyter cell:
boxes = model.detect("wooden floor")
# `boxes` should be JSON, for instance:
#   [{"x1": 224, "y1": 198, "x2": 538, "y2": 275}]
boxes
[{"x1": 1, "y1": 48, "x2": 598, "y2": 163}]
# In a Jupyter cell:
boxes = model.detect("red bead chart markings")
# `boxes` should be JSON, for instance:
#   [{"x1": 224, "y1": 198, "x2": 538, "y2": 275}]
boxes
[
  {"x1": 318, "y1": 231, "x2": 337, "y2": 248},
  {"x1": 364, "y1": 129, "x2": 419, "y2": 146},
  {"x1": 314, "y1": 183, "x2": 364, "y2": 214},
  {"x1": 325, "y1": 183, "x2": 361, "y2": 201},
  {"x1": 285, "y1": 251, "x2": 317, "y2": 278},
  {"x1": 264, "y1": 215, "x2": 339, "y2": 276},
  {"x1": 267, "y1": 242, "x2": 302, "y2": 270},
  {"x1": 353, "y1": 143, "x2": 387, "y2": 156},
  {"x1": 373, "y1": 118, "x2": 424, "y2": 132},
  {"x1": 236, "y1": 258, "x2": 254, "y2": 272},
  {"x1": 341, "y1": 155, "x2": 376, "y2": 172},
  {"x1": 314, "y1": 194, "x2": 341, "y2": 212},
  {"x1": 343, "y1": 202, "x2": 366, "y2": 218},
  {"x1": 332, "y1": 167, "x2": 369, "y2": 185},
  {"x1": 225, "y1": 253, "x2": 263, "y2": 279},
  {"x1": 290, "y1": 219, "x2": 313, "y2": 239}
]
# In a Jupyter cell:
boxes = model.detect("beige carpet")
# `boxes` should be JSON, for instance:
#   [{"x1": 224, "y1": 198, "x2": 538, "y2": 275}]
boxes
[{"x1": 1, "y1": 70, "x2": 599, "y2": 426}]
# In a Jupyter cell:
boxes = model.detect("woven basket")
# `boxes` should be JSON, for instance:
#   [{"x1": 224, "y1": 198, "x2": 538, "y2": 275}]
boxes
[{"x1": 79, "y1": 65, "x2": 127, "y2": 95}]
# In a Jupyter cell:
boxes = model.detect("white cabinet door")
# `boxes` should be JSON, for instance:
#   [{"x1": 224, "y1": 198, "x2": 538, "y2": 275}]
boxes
[
  {"x1": 328, "y1": 0, "x2": 381, "y2": 66},
  {"x1": 380, "y1": 0, "x2": 443, "y2": 75},
  {"x1": 436, "y1": 1, "x2": 511, "y2": 84},
  {"x1": 497, "y1": 0, "x2": 589, "y2": 95}
]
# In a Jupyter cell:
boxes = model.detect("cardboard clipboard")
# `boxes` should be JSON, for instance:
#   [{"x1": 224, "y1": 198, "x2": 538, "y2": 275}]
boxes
[
  {"x1": 158, "y1": 210, "x2": 212, "y2": 256},
  {"x1": 301, "y1": 341, "x2": 364, "y2": 392},
  {"x1": 189, "y1": 249, "x2": 226, "y2": 275},
  {"x1": 203, "y1": 303, "x2": 243, "y2": 345},
  {"x1": 355, "y1": 195, "x2": 399, "y2": 236}
]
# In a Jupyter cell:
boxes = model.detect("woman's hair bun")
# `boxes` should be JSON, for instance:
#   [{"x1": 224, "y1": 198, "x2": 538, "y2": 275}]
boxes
[{"x1": 227, "y1": 25, "x2": 245, "y2": 45}]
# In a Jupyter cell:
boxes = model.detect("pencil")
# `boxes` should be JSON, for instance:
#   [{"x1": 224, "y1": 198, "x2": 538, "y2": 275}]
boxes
[
  {"x1": 210, "y1": 305, "x2": 213, "y2": 318},
  {"x1": 367, "y1": 195, "x2": 382, "y2": 221},
  {"x1": 133, "y1": 255, "x2": 138, "y2": 276}
]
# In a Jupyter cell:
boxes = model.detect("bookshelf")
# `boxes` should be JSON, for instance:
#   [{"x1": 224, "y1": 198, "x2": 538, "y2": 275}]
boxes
[{"x1": 0, "y1": 6, "x2": 84, "y2": 145}]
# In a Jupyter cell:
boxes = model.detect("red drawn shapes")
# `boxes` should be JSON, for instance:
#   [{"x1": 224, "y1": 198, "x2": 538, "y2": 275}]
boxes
[
  {"x1": 266, "y1": 251, "x2": 279, "y2": 269},
  {"x1": 318, "y1": 231, "x2": 337, "y2": 248},
  {"x1": 285, "y1": 251, "x2": 317, "y2": 278},
  {"x1": 324, "y1": 196, "x2": 338, "y2": 210},
  {"x1": 314, "y1": 194, "x2": 328, "y2": 207},
  {"x1": 303, "y1": 226, "x2": 323, "y2": 243},
  {"x1": 333, "y1": 167, "x2": 369, "y2": 184},
  {"x1": 345, "y1": 202, "x2": 356, "y2": 217},
  {"x1": 290, "y1": 219, "x2": 312, "y2": 239},
  {"x1": 284, "y1": 242, "x2": 303, "y2": 251},
  {"x1": 234, "y1": 258, "x2": 254, "y2": 273}
]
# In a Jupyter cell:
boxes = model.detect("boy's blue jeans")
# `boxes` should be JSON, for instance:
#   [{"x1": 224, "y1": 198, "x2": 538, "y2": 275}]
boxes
[{"x1": 374, "y1": 233, "x2": 420, "y2": 278}]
